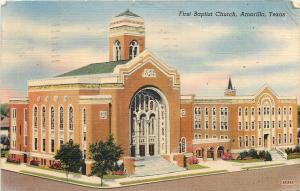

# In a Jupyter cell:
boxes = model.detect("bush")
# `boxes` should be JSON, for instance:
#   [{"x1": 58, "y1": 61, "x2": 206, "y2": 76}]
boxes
[
  {"x1": 265, "y1": 151, "x2": 272, "y2": 161},
  {"x1": 222, "y1": 153, "x2": 232, "y2": 160},
  {"x1": 187, "y1": 156, "x2": 198, "y2": 165},
  {"x1": 111, "y1": 170, "x2": 125, "y2": 175},
  {"x1": 285, "y1": 147, "x2": 293, "y2": 155},
  {"x1": 293, "y1": 146, "x2": 300, "y2": 153},
  {"x1": 239, "y1": 151, "x2": 248, "y2": 159},
  {"x1": 248, "y1": 149, "x2": 259, "y2": 159},
  {"x1": 6, "y1": 156, "x2": 20, "y2": 164},
  {"x1": 258, "y1": 150, "x2": 266, "y2": 159},
  {"x1": 30, "y1": 159, "x2": 40, "y2": 166},
  {"x1": 49, "y1": 161, "x2": 63, "y2": 170}
]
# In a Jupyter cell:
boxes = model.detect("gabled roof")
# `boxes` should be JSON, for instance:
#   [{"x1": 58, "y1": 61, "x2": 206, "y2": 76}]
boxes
[
  {"x1": 115, "y1": 9, "x2": 140, "y2": 18},
  {"x1": 56, "y1": 60, "x2": 129, "y2": 77}
]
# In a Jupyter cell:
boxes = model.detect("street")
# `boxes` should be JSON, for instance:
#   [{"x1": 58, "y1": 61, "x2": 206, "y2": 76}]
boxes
[{"x1": 2, "y1": 164, "x2": 300, "y2": 191}]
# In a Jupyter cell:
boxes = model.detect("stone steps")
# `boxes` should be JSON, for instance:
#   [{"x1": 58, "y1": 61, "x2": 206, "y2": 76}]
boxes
[
  {"x1": 269, "y1": 150, "x2": 286, "y2": 161},
  {"x1": 132, "y1": 156, "x2": 185, "y2": 177}
]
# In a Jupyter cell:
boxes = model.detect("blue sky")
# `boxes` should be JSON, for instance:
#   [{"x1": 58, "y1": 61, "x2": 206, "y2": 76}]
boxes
[{"x1": 1, "y1": 0, "x2": 300, "y2": 103}]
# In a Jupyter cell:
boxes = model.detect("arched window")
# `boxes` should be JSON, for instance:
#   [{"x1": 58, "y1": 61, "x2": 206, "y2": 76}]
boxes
[
  {"x1": 113, "y1": 40, "x2": 121, "y2": 61},
  {"x1": 129, "y1": 40, "x2": 139, "y2": 59},
  {"x1": 34, "y1": 107, "x2": 38, "y2": 129},
  {"x1": 50, "y1": 107, "x2": 54, "y2": 130},
  {"x1": 181, "y1": 137, "x2": 186, "y2": 153},
  {"x1": 42, "y1": 107, "x2": 46, "y2": 129},
  {"x1": 59, "y1": 107, "x2": 63, "y2": 130},
  {"x1": 69, "y1": 107, "x2": 73, "y2": 130}
]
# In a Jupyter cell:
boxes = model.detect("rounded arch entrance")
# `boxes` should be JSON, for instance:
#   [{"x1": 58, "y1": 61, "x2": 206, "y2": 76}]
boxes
[{"x1": 129, "y1": 87, "x2": 169, "y2": 157}]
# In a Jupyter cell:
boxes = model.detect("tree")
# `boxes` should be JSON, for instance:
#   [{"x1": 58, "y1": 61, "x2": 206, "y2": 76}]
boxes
[
  {"x1": 0, "y1": 103, "x2": 9, "y2": 117},
  {"x1": 89, "y1": 134, "x2": 123, "y2": 186},
  {"x1": 54, "y1": 140, "x2": 82, "y2": 181}
]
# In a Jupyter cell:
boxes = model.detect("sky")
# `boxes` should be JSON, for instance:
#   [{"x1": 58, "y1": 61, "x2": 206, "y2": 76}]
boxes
[{"x1": 1, "y1": 0, "x2": 300, "y2": 103}]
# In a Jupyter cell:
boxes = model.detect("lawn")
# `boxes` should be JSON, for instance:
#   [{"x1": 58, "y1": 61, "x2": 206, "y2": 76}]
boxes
[
  {"x1": 229, "y1": 159, "x2": 263, "y2": 163},
  {"x1": 103, "y1": 174, "x2": 127, "y2": 179},
  {"x1": 20, "y1": 170, "x2": 107, "y2": 187},
  {"x1": 287, "y1": 153, "x2": 300, "y2": 160},
  {"x1": 120, "y1": 170, "x2": 227, "y2": 186},
  {"x1": 1, "y1": 150, "x2": 9, "y2": 158},
  {"x1": 186, "y1": 164, "x2": 209, "y2": 170}
]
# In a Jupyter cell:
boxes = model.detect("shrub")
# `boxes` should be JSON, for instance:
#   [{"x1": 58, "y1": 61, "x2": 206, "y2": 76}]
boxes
[
  {"x1": 293, "y1": 146, "x2": 300, "y2": 153},
  {"x1": 49, "y1": 161, "x2": 63, "y2": 170},
  {"x1": 265, "y1": 151, "x2": 272, "y2": 161},
  {"x1": 6, "y1": 156, "x2": 20, "y2": 164},
  {"x1": 248, "y1": 149, "x2": 259, "y2": 159},
  {"x1": 258, "y1": 150, "x2": 266, "y2": 159},
  {"x1": 285, "y1": 147, "x2": 293, "y2": 155},
  {"x1": 111, "y1": 170, "x2": 125, "y2": 175},
  {"x1": 187, "y1": 156, "x2": 198, "y2": 165},
  {"x1": 30, "y1": 159, "x2": 40, "y2": 166},
  {"x1": 239, "y1": 151, "x2": 248, "y2": 159},
  {"x1": 221, "y1": 153, "x2": 232, "y2": 160}
]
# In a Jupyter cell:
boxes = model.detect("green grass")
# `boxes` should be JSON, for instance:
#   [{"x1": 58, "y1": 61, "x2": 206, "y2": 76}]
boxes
[
  {"x1": 186, "y1": 164, "x2": 209, "y2": 170},
  {"x1": 229, "y1": 159, "x2": 263, "y2": 163},
  {"x1": 287, "y1": 153, "x2": 300, "y2": 160},
  {"x1": 20, "y1": 170, "x2": 108, "y2": 188},
  {"x1": 120, "y1": 170, "x2": 227, "y2": 185},
  {"x1": 103, "y1": 174, "x2": 127, "y2": 179},
  {"x1": 241, "y1": 163, "x2": 286, "y2": 170}
]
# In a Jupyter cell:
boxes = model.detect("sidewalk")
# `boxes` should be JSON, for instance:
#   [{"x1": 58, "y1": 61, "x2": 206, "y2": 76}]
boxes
[{"x1": 1, "y1": 157, "x2": 299, "y2": 188}]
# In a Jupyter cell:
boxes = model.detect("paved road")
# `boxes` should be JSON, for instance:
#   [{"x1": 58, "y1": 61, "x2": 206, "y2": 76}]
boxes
[{"x1": 2, "y1": 165, "x2": 300, "y2": 191}]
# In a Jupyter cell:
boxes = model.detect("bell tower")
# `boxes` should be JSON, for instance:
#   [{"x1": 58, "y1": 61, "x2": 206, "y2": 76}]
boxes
[{"x1": 109, "y1": 9, "x2": 145, "y2": 61}]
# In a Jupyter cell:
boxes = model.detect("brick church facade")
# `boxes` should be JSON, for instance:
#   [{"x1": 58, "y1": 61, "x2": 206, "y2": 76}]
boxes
[{"x1": 9, "y1": 10, "x2": 298, "y2": 172}]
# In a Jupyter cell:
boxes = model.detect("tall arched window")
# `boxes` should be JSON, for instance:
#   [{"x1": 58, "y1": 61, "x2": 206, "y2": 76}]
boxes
[
  {"x1": 180, "y1": 137, "x2": 186, "y2": 153},
  {"x1": 129, "y1": 40, "x2": 139, "y2": 59},
  {"x1": 82, "y1": 108, "x2": 86, "y2": 126},
  {"x1": 59, "y1": 107, "x2": 63, "y2": 130},
  {"x1": 34, "y1": 107, "x2": 38, "y2": 129},
  {"x1": 113, "y1": 40, "x2": 121, "y2": 61},
  {"x1": 50, "y1": 107, "x2": 54, "y2": 130},
  {"x1": 69, "y1": 107, "x2": 73, "y2": 130},
  {"x1": 42, "y1": 107, "x2": 46, "y2": 129}
]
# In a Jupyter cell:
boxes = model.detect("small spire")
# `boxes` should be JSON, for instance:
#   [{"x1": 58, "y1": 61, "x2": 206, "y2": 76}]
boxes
[{"x1": 227, "y1": 76, "x2": 233, "y2": 90}]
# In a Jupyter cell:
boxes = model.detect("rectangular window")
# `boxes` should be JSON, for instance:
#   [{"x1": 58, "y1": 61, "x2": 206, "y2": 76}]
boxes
[
  {"x1": 272, "y1": 121, "x2": 275, "y2": 128},
  {"x1": 251, "y1": 136, "x2": 255, "y2": 146},
  {"x1": 289, "y1": 120, "x2": 292, "y2": 128},
  {"x1": 278, "y1": 120, "x2": 281, "y2": 128},
  {"x1": 259, "y1": 137, "x2": 262, "y2": 146},
  {"x1": 51, "y1": 139, "x2": 55, "y2": 153},
  {"x1": 42, "y1": 139, "x2": 46, "y2": 152},
  {"x1": 205, "y1": 134, "x2": 209, "y2": 139},
  {"x1": 272, "y1": 136, "x2": 275, "y2": 145},
  {"x1": 251, "y1": 107, "x2": 255, "y2": 116},
  {"x1": 205, "y1": 108, "x2": 208, "y2": 115},
  {"x1": 284, "y1": 134, "x2": 287, "y2": 144},
  {"x1": 259, "y1": 121, "x2": 262, "y2": 129},
  {"x1": 289, "y1": 134, "x2": 293, "y2": 144},
  {"x1": 213, "y1": 121, "x2": 216, "y2": 130},
  {"x1": 83, "y1": 132, "x2": 87, "y2": 141},
  {"x1": 34, "y1": 138, "x2": 38, "y2": 150},
  {"x1": 238, "y1": 108, "x2": 242, "y2": 116},
  {"x1": 278, "y1": 134, "x2": 282, "y2": 145},
  {"x1": 245, "y1": 136, "x2": 248, "y2": 147},
  {"x1": 245, "y1": 122, "x2": 248, "y2": 130},
  {"x1": 251, "y1": 121, "x2": 255, "y2": 130},
  {"x1": 238, "y1": 122, "x2": 242, "y2": 130},
  {"x1": 205, "y1": 121, "x2": 209, "y2": 129},
  {"x1": 60, "y1": 140, "x2": 63, "y2": 147},
  {"x1": 289, "y1": 107, "x2": 292, "y2": 115},
  {"x1": 284, "y1": 120, "x2": 286, "y2": 128},
  {"x1": 239, "y1": 137, "x2": 242, "y2": 147}
]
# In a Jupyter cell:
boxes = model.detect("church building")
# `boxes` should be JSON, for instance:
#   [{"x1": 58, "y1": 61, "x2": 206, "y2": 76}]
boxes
[{"x1": 9, "y1": 10, "x2": 298, "y2": 173}]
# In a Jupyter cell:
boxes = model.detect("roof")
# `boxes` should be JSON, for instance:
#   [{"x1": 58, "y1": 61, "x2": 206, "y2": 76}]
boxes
[
  {"x1": 57, "y1": 60, "x2": 129, "y2": 77},
  {"x1": 115, "y1": 9, "x2": 140, "y2": 18}
]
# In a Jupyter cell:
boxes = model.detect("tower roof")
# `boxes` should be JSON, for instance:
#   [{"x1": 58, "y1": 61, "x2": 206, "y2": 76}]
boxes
[
  {"x1": 227, "y1": 76, "x2": 233, "y2": 90},
  {"x1": 115, "y1": 9, "x2": 140, "y2": 18}
]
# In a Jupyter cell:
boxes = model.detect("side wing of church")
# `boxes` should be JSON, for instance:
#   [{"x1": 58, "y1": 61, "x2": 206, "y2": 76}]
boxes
[{"x1": 8, "y1": 10, "x2": 298, "y2": 174}]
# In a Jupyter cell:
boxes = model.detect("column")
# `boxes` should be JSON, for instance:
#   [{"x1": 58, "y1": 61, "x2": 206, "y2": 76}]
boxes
[
  {"x1": 203, "y1": 148, "x2": 207, "y2": 161},
  {"x1": 135, "y1": 120, "x2": 140, "y2": 157},
  {"x1": 214, "y1": 147, "x2": 218, "y2": 160},
  {"x1": 145, "y1": 120, "x2": 149, "y2": 156}
]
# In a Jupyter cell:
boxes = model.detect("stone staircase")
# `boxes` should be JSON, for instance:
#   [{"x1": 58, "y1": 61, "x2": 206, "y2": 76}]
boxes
[
  {"x1": 132, "y1": 156, "x2": 185, "y2": 177},
  {"x1": 269, "y1": 149, "x2": 287, "y2": 161}
]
